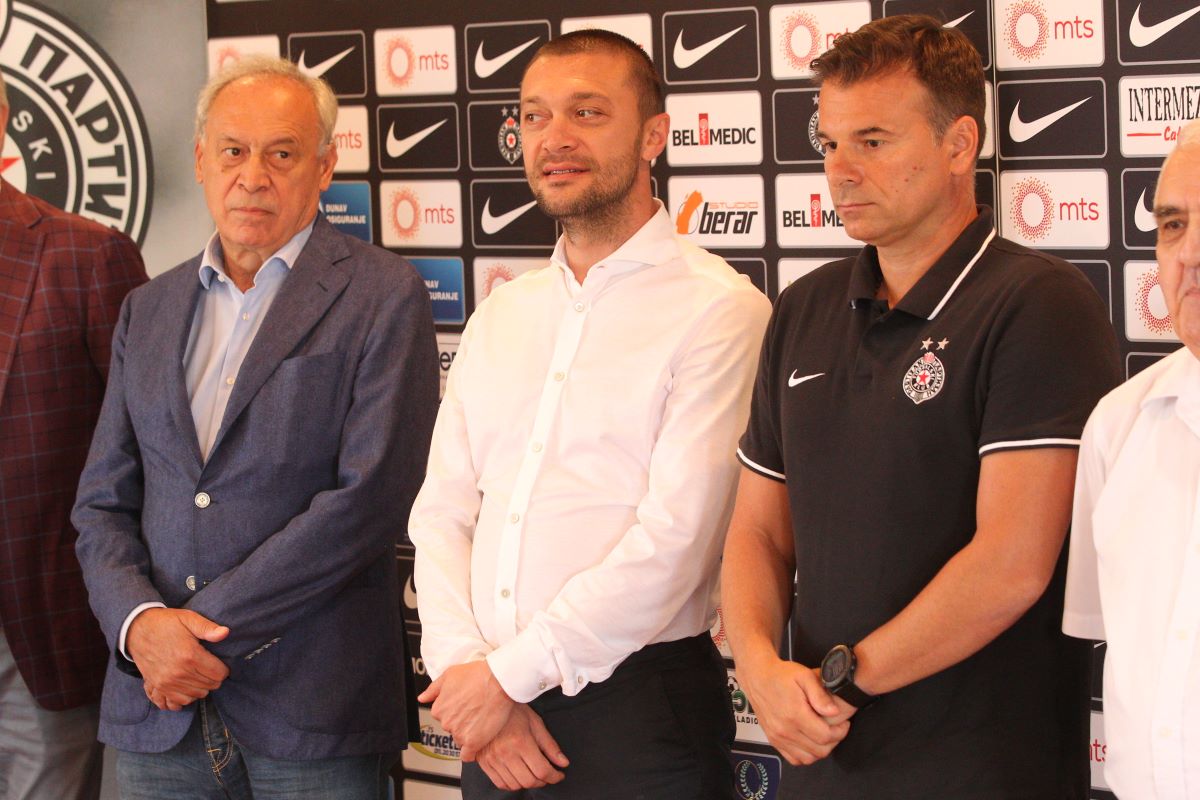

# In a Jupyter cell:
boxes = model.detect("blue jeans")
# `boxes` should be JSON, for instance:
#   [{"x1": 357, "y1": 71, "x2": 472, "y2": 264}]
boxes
[{"x1": 116, "y1": 698, "x2": 395, "y2": 799}]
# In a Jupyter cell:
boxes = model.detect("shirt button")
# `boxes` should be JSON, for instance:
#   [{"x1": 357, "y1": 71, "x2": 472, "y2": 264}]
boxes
[
  {"x1": 241, "y1": 313, "x2": 249, "y2": 321},
  {"x1": 185, "y1": 575, "x2": 197, "y2": 591},
  {"x1": 1176, "y1": 629, "x2": 1190, "y2": 641},
  {"x1": 225, "y1": 376, "x2": 234, "y2": 386},
  {"x1": 500, "y1": 588, "x2": 511, "y2": 599},
  {"x1": 576, "y1": 676, "x2": 584, "y2": 685},
  {"x1": 1159, "y1": 726, "x2": 1174, "y2": 739},
  {"x1": 553, "y1": 371, "x2": 565, "y2": 382},
  {"x1": 573, "y1": 302, "x2": 585, "y2": 312},
  {"x1": 194, "y1": 492, "x2": 211, "y2": 509},
  {"x1": 509, "y1": 512, "x2": 520, "y2": 523},
  {"x1": 531, "y1": 442, "x2": 543, "y2": 453},
  {"x1": 538, "y1": 679, "x2": 547, "y2": 690}
]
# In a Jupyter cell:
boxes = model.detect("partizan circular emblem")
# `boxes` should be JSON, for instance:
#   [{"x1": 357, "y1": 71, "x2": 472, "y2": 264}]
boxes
[
  {"x1": 903, "y1": 351, "x2": 945, "y2": 405},
  {"x1": 0, "y1": 0, "x2": 152, "y2": 244},
  {"x1": 497, "y1": 106, "x2": 521, "y2": 165}
]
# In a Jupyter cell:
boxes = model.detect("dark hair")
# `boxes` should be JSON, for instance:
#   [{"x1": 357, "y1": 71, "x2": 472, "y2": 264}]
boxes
[
  {"x1": 523, "y1": 29, "x2": 664, "y2": 122},
  {"x1": 811, "y1": 14, "x2": 986, "y2": 155}
]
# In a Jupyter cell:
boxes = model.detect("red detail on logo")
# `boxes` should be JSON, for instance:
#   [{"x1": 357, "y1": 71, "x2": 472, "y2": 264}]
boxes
[
  {"x1": 810, "y1": 194, "x2": 822, "y2": 228},
  {"x1": 384, "y1": 37, "x2": 416, "y2": 88},
  {"x1": 699, "y1": 113, "x2": 710, "y2": 146},
  {"x1": 781, "y1": 11, "x2": 821, "y2": 71},
  {"x1": 1005, "y1": 1, "x2": 1049, "y2": 62},
  {"x1": 388, "y1": 187, "x2": 421, "y2": 241},
  {"x1": 1010, "y1": 177, "x2": 1054, "y2": 241},
  {"x1": 0, "y1": 157, "x2": 19, "y2": 174},
  {"x1": 1136, "y1": 270, "x2": 1174, "y2": 335}
]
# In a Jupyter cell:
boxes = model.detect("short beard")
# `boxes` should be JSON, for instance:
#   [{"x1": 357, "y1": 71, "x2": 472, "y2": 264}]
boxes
[{"x1": 533, "y1": 175, "x2": 636, "y2": 242}]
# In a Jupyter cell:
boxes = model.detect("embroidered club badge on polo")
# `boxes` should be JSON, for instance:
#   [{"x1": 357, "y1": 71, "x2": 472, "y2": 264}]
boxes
[{"x1": 903, "y1": 351, "x2": 946, "y2": 405}]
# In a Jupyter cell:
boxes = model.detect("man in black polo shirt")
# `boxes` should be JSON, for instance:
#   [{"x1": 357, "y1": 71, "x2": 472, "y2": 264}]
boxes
[{"x1": 721, "y1": 14, "x2": 1120, "y2": 798}]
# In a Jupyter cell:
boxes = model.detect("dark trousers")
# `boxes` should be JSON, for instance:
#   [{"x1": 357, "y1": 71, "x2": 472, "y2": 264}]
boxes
[{"x1": 461, "y1": 633, "x2": 736, "y2": 800}]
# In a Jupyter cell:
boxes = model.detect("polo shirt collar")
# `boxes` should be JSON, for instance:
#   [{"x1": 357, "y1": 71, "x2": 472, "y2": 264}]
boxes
[
  {"x1": 198, "y1": 218, "x2": 316, "y2": 289},
  {"x1": 847, "y1": 205, "x2": 998, "y2": 320}
]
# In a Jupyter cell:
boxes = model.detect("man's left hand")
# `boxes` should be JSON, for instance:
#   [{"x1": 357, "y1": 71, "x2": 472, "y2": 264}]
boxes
[{"x1": 419, "y1": 660, "x2": 515, "y2": 754}]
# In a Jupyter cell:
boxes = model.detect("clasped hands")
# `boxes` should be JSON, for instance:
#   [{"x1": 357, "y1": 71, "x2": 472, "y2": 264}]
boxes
[
  {"x1": 420, "y1": 660, "x2": 570, "y2": 791},
  {"x1": 126, "y1": 607, "x2": 230, "y2": 712},
  {"x1": 738, "y1": 656, "x2": 858, "y2": 766}
]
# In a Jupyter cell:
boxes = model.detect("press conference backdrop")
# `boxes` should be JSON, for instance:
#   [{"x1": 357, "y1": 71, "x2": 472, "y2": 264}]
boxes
[{"x1": 207, "y1": 1, "x2": 1192, "y2": 798}]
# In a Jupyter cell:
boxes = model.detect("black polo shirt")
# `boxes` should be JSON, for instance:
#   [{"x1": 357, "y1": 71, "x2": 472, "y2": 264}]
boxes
[{"x1": 737, "y1": 207, "x2": 1121, "y2": 799}]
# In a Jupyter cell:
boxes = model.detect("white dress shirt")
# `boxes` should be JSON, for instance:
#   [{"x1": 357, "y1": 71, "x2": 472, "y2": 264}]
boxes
[
  {"x1": 1064, "y1": 346, "x2": 1200, "y2": 799},
  {"x1": 118, "y1": 223, "x2": 312, "y2": 658},
  {"x1": 409, "y1": 204, "x2": 771, "y2": 703}
]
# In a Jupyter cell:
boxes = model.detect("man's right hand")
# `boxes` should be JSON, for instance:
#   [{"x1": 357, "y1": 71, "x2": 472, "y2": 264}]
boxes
[
  {"x1": 126, "y1": 607, "x2": 230, "y2": 711},
  {"x1": 738, "y1": 656, "x2": 852, "y2": 766},
  {"x1": 471, "y1": 704, "x2": 570, "y2": 791}
]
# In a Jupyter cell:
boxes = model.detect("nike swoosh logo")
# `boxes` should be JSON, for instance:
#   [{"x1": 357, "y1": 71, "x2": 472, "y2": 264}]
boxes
[
  {"x1": 404, "y1": 576, "x2": 417, "y2": 610},
  {"x1": 297, "y1": 46, "x2": 355, "y2": 78},
  {"x1": 386, "y1": 119, "x2": 448, "y2": 159},
  {"x1": 944, "y1": 11, "x2": 973, "y2": 28},
  {"x1": 480, "y1": 197, "x2": 536, "y2": 235},
  {"x1": 788, "y1": 370, "x2": 825, "y2": 388},
  {"x1": 672, "y1": 25, "x2": 746, "y2": 69},
  {"x1": 1008, "y1": 97, "x2": 1090, "y2": 143},
  {"x1": 1135, "y1": 188, "x2": 1157, "y2": 232},
  {"x1": 474, "y1": 37, "x2": 540, "y2": 79},
  {"x1": 1129, "y1": 3, "x2": 1200, "y2": 47}
]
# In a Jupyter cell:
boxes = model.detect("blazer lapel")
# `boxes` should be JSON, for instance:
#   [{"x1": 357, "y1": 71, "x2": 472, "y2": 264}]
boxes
[
  {"x1": 0, "y1": 184, "x2": 45, "y2": 407},
  {"x1": 206, "y1": 219, "x2": 350, "y2": 459},
  {"x1": 156, "y1": 264, "x2": 206, "y2": 467}
]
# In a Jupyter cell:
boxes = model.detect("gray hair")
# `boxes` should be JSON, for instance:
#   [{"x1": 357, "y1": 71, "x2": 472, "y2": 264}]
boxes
[{"x1": 194, "y1": 55, "x2": 337, "y2": 153}]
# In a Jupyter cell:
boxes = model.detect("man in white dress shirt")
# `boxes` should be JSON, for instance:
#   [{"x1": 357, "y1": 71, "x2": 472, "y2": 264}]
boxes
[
  {"x1": 1063, "y1": 119, "x2": 1200, "y2": 798},
  {"x1": 409, "y1": 29, "x2": 770, "y2": 799}
]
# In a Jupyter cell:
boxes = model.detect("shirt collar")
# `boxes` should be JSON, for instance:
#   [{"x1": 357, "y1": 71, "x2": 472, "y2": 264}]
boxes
[
  {"x1": 847, "y1": 206, "x2": 997, "y2": 320},
  {"x1": 1142, "y1": 346, "x2": 1200, "y2": 407},
  {"x1": 549, "y1": 200, "x2": 683, "y2": 287},
  {"x1": 198, "y1": 218, "x2": 316, "y2": 289}
]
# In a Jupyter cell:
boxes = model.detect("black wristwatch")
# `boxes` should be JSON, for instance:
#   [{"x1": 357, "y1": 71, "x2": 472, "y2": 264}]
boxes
[{"x1": 820, "y1": 644, "x2": 877, "y2": 709}]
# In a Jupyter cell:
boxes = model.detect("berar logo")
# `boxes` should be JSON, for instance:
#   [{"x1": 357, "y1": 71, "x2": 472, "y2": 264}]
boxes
[
  {"x1": 1, "y1": 0, "x2": 152, "y2": 243},
  {"x1": 675, "y1": 191, "x2": 759, "y2": 237},
  {"x1": 373, "y1": 26, "x2": 455, "y2": 97},
  {"x1": 997, "y1": 0, "x2": 1102, "y2": 69}
]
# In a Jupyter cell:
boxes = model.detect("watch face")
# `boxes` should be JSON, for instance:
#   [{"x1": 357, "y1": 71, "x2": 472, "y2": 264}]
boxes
[{"x1": 821, "y1": 648, "x2": 848, "y2": 683}]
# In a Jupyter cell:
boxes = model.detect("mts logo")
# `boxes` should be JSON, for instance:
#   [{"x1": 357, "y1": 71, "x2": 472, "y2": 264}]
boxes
[
  {"x1": 675, "y1": 191, "x2": 758, "y2": 235},
  {"x1": 334, "y1": 130, "x2": 362, "y2": 150},
  {"x1": 1053, "y1": 16, "x2": 1096, "y2": 38},
  {"x1": 1059, "y1": 199, "x2": 1101, "y2": 221},
  {"x1": 424, "y1": 205, "x2": 455, "y2": 224},
  {"x1": 419, "y1": 52, "x2": 450, "y2": 71}
]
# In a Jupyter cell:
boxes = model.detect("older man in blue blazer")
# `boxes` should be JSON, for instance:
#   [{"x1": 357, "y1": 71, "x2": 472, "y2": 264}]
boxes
[{"x1": 72, "y1": 56, "x2": 438, "y2": 799}]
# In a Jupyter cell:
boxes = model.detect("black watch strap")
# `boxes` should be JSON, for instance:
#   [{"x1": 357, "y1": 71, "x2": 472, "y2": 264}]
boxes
[{"x1": 820, "y1": 644, "x2": 878, "y2": 709}]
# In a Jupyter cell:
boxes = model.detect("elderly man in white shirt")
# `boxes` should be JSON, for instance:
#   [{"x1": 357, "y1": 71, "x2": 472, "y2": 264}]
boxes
[
  {"x1": 1063, "y1": 119, "x2": 1200, "y2": 799},
  {"x1": 409, "y1": 29, "x2": 770, "y2": 800}
]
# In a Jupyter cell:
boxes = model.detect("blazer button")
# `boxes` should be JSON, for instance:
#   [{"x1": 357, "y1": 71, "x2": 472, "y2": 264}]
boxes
[
  {"x1": 186, "y1": 576, "x2": 197, "y2": 591},
  {"x1": 194, "y1": 492, "x2": 211, "y2": 509}
]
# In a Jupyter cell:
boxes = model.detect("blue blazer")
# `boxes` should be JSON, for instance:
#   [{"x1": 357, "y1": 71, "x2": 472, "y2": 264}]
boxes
[{"x1": 73, "y1": 216, "x2": 438, "y2": 759}]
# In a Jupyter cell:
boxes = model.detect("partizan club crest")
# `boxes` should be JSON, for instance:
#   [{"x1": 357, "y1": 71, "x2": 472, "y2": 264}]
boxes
[
  {"x1": 903, "y1": 341, "x2": 947, "y2": 405},
  {"x1": 0, "y1": 0, "x2": 152, "y2": 244},
  {"x1": 497, "y1": 105, "x2": 521, "y2": 165}
]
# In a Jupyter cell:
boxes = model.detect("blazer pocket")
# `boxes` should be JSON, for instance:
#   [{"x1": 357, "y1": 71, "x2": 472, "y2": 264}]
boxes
[{"x1": 99, "y1": 660, "x2": 152, "y2": 725}]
